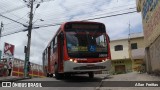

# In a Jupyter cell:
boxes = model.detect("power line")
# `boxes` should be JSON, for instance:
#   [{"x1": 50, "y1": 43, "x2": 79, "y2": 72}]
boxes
[
  {"x1": 1, "y1": 29, "x2": 27, "y2": 37},
  {"x1": 0, "y1": 0, "x2": 56, "y2": 14},
  {"x1": 4, "y1": 13, "x2": 29, "y2": 26},
  {"x1": 46, "y1": 0, "x2": 134, "y2": 16},
  {"x1": 0, "y1": 0, "x2": 135, "y2": 31},
  {"x1": 0, "y1": 0, "x2": 57, "y2": 33},
  {"x1": 35, "y1": 10, "x2": 137, "y2": 28},
  {"x1": 0, "y1": 5, "x2": 28, "y2": 22},
  {"x1": 0, "y1": 2, "x2": 26, "y2": 14},
  {"x1": 1, "y1": 10, "x2": 137, "y2": 37},
  {"x1": 85, "y1": 11, "x2": 137, "y2": 21},
  {"x1": 0, "y1": 14, "x2": 28, "y2": 27},
  {"x1": 2, "y1": 6, "x2": 136, "y2": 32},
  {"x1": 37, "y1": 2, "x2": 136, "y2": 22},
  {"x1": 34, "y1": 6, "x2": 136, "y2": 26}
]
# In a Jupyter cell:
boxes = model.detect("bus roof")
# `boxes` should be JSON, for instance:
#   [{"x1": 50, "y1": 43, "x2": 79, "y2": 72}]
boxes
[{"x1": 61, "y1": 21, "x2": 105, "y2": 26}]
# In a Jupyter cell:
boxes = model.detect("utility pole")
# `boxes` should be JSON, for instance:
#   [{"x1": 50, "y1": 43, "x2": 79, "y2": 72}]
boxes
[
  {"x1": 24, "y1": 0, "x2": 34, "y2": 77},
  {"x1": 0, "y1": 22, "x2": 3, "y2": 40},
  {"x1": 0, "y1": 22, "x2": 3, "y2": 60}
]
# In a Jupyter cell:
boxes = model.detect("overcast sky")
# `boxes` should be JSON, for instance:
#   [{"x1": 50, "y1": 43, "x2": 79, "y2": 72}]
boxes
[{"x1": 0, "y1": 0, "x2": 143, "y2": 65}]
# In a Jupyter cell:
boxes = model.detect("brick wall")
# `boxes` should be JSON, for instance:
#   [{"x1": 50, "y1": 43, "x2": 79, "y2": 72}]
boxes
[{"x1": 137, "y1": 0, "x2": 160, "y2": 73}]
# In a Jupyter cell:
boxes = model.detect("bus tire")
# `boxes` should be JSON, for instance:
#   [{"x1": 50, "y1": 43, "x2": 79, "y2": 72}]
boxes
[
  {"x1": 50, "y1": 73, "x2": 53, "y2": 77},
  {"x1": 54, "y1": 65, "x2": 63, "y2": 79},
  {"x1": 88, "y1": 72, "x2": 94, "y2": 78}
]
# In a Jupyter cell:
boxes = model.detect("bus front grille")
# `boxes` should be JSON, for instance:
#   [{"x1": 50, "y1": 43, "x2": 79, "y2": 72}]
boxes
[{"x1": 73, "y1": 66, "x2": 105, "y2": 70}]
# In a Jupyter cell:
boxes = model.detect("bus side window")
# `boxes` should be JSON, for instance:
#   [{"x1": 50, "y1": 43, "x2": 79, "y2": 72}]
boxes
[
  {"x1": 52, "y1": 38, "x2": 55, "y2": 53},
  {"x1": 53, "y1": 36, "x2": 57, "y2": 53},
  {"x1": 55, "y1": 36, "x2": 57, "y2": 44},
  {"x1": 51, "y1": 41, "x2": 53, "y2": 54},
  {"x1": 45, "y1": 49, "x2": 48, "y2": 65},
  {"x1": 108, "y1": 35, "x2": 110, "y2": 43}
]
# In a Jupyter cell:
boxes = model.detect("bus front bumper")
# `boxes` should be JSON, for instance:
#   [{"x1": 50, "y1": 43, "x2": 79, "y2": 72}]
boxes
[{"x1": 63, "y1": 60, "x2": 111, "y2": 73}]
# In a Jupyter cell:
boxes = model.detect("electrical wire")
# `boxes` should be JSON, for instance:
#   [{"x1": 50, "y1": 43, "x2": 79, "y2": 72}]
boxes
[
  {"x1": 32, "y1": 2, "x2": 135, "y2": 23},
  {"x1": 85, "y1": 10, "x2": 137, "y2": 21},
  {"x1": 4, "y1": 13, "x2": 29, "y2": 26},
  {"x1": 1, "y1": 10, "x2": 137, "y2": 37},
  {"x1": 0, "y1": 0, "x2": 57, "y2": 32},
  {"x1": 34, "y1": 7, "x2": 136, "y2": 27},
  {"x1": 0, "y1": 0, "x2": 56, "y2": 14},
  {"x1": 0, "y1": 14, "x2": 28, "y2": 27},
  {"x1": 0, "y1": 0, "x2": 136, "y2": 37},
  {"x1": 0, "y1": 0, "x2": 134, "y2": 29},
  {"x1": 1, "y1": 29, "x2": 27, "y2": 37},
  {"x1": 35, "y1": 3, "x2": 136, "y2": 23}
]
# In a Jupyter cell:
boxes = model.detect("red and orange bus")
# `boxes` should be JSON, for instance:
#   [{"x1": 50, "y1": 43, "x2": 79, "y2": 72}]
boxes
[{"x1": 42, "y1": 21, "x2": 111, "y2": 79}]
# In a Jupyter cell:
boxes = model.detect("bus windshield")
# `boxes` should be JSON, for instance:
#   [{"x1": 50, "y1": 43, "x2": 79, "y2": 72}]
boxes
[{"x1": 66, "y1": 29, "x2": 108, "y2": 58}]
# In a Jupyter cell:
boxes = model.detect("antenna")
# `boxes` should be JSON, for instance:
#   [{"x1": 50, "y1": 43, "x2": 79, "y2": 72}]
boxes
[{"x1": 128, "y1": 21, "x2": 132, "y2": 60}]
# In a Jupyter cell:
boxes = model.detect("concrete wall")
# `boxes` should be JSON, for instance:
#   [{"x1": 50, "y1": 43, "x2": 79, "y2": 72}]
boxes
[
  {"x1": 130, "y1": 37, "x2": 145, "y2": 59},
  {"x1": 130, "y1": 37, "x2": 144, "y2": 48},
  {"x1": 110, "y1": 39, "x2": 129, "y2": 60},
  {"x1": 149, "y1": 36, "x2": 160, "y2": 71},
  {"x1": 111, "y1": 60, "x2": 132, "y2": 74}
]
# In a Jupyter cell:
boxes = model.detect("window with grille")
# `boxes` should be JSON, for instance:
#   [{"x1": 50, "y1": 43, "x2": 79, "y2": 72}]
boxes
[
  {"x1": 114, "y1": 45, "x2": 123, "y2": 51},
  {"x1": 131, "y1": 43, "x2": 137, "y2": 49}
]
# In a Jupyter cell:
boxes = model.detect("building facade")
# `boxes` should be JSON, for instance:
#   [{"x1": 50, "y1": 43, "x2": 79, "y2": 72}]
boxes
[
  {"x1": 137, "y1": 0, "x2": 160, "y2": 73},
  {"x1": 130, "y1": 33, "x2": 145, "y2": 71},
  {"x1": 110, "y1": 33, "x2": 145, "y2": 74},
  {"x1": 110, "y1": 38, "x2": 132, "y2": 74}
]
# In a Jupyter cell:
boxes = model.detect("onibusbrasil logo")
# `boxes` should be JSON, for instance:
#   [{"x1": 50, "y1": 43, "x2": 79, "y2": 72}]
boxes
[{"x1": 2, "y1": 82, "x2": 42, "y2": 87}]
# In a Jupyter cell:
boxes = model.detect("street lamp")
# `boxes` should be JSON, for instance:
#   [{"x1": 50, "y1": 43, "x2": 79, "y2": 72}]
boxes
[{"x1": 32, "y1": 19, "x2": 44, "y2": 24}]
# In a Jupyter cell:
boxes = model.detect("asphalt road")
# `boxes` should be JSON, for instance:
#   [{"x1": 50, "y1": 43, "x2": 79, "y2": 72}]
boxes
[{"x1": 21, "y1": 74, "x2": 104, "y2": 87}]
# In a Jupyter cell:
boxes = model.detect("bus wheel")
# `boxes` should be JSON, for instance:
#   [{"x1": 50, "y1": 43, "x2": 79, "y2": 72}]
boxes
[
  {"x1": 54, "y1": 65, "x2": 63, "y2": 79},
  {"x1": 50, "y1": 73, "x2": 53, "y2": 77},
  {"x1": 88, "y1": 72, "x2": 94, "y2": 78}
]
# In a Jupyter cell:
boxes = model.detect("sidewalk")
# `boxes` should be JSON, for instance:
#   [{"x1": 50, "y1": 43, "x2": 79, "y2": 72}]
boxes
[
  {"x1": 96, "y1": 72, "x2": 160, "y2": 90},
  {"x1": 102, "y1": 72, "x2": 160, "y2": 81},
  {"x1": 0, "y1": 76, "x2": 31, "y2": 82}
]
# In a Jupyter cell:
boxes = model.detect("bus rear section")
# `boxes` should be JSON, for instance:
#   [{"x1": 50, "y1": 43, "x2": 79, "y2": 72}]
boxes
[{"x1": 43, "y1": 21, "x2": 112, "y2": 79}]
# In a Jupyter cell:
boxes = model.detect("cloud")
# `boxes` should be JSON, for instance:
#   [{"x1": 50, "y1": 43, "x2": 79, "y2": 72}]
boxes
[{"x1": 92, "y1": 11, "x2": 142, "y2": 40}]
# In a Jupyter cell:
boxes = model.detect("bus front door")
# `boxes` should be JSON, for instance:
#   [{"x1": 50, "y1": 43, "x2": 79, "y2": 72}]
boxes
[{"x1": 58, "y1": 32, "x2": 64, "y2": 73}]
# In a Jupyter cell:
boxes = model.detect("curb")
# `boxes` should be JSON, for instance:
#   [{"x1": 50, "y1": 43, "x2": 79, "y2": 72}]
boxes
[{"x1": 0, "y1": 77, "x2": 31, "y2": 82}]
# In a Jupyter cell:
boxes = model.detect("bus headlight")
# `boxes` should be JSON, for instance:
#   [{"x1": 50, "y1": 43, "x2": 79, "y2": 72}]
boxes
[
  {"x1": 74, "y1": 60, "x2": 77, "y2": 63},
  {"x1": 102, "y1": 60, "x2": 105, "y2": 62},
  {"x1": 70, "y1": 59, "x2": 73, "y2": 62}
]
